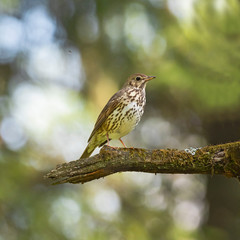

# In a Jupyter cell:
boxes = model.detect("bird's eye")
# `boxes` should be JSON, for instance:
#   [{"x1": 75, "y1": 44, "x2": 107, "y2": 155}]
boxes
[{"x1": 136, "y1": 76, "x2": 141, "y2": 81}]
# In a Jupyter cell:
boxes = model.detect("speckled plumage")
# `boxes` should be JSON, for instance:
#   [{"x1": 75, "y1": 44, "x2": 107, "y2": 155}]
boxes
[{"x1": 80, "y1": 73, "x2": 155, "y2": 159}]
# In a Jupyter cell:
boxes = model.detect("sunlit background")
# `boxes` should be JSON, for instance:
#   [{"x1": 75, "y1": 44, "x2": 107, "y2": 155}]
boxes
[{"x1": 1, "y1": 0, "x2": 240, "y2": 239}]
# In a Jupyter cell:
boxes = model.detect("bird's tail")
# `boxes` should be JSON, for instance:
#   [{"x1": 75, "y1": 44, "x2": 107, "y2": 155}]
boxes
[{"x1": 80, "y1": 142, "x2": 96, "y2": 159}]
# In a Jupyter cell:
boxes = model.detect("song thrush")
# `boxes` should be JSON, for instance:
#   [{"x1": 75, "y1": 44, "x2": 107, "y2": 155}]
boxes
[{"x1": 80, "y1": 73, "x2": 155, "y2": 159}]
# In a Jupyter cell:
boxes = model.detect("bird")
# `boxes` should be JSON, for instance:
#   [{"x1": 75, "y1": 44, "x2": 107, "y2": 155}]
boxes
[{"x1": 80, "y1": 73, "x2": 155, "y2": 159}]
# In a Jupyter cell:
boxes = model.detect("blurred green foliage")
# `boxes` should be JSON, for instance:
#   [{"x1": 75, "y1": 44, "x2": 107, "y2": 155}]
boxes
[{"x1": 0, "y1": 0, "x2": 240, "y2": 239}]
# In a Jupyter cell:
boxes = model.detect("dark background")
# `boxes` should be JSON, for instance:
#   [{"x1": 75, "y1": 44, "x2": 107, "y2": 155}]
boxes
[{"x1": 0, "y1": 0, "x2": 240, "y2": 239}]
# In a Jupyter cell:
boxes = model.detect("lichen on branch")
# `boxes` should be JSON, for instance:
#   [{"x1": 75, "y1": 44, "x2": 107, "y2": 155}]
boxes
[{"x1": 44, "y1": 141, "x2": 240, "y2": 184}]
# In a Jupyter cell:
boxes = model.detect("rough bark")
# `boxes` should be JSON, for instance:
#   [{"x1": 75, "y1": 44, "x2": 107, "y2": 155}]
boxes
[{"x1": 44, "y1": 141, "x2": 240, "y2": 184}]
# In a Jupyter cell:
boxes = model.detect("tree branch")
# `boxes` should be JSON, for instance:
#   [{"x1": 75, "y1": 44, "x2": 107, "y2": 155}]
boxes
[{"x1": 44, "y1": 141, "x2": 240, "y2": 184}]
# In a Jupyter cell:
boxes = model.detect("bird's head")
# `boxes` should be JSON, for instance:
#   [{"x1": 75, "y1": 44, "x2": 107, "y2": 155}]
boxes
[{"x1": 124, "y1": 73, "x2": 156, "y2": 89}]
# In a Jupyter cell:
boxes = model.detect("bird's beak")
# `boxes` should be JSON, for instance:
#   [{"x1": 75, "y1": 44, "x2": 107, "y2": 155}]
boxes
[{"x1": 145, "y1": 76, "x2": 156, "y2": 82}]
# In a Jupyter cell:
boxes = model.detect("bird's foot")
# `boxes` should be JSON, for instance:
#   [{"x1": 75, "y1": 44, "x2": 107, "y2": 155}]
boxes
[{"x1": 106, "y1": 144, "x2": 118, "y2": 150}]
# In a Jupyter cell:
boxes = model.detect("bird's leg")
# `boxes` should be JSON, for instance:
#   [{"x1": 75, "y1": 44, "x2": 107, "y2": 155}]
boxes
[
  {"x1": 106, "y1": 132, "x2": 110, "y2": 146},
  {"x1": 119, "y1": 138, "x2": 127, "y2": 148}
]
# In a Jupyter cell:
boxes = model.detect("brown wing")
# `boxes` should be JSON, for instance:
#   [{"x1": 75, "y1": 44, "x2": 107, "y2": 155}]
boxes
[{"x1": 87, "y1": 89, "x2": 124, "y2": 142}]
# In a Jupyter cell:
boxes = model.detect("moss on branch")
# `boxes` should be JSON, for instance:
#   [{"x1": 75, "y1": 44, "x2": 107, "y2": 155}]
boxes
[{"x1": 44, "y1": 141, "x2": 240, "y2": 184}]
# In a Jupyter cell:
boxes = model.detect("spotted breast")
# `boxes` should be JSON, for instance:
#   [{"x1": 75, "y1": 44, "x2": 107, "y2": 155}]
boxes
[{"x1": 106, "y1": 87, "x2": 146, "y2": 140}]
